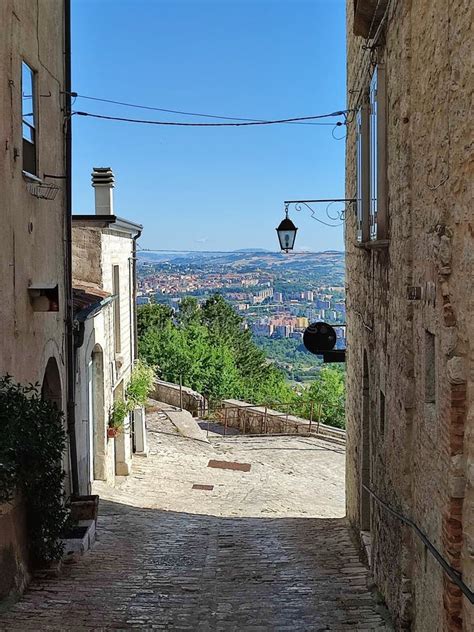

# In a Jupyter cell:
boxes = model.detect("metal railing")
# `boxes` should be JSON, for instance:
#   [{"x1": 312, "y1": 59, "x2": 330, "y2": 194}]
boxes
[{"x1": 203, "y1": 400, "x2": 345, "y2": 442}]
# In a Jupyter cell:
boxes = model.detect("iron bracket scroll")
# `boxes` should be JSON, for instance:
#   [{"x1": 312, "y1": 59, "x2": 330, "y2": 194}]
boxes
[{"x1": 283, "y1": 199, "x2": 357, "y2": 228}]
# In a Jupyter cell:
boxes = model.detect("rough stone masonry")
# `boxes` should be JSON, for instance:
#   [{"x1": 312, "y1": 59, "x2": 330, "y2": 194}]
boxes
[{"x1": 345, "y1": 1, "x2": 473, "y2": 630}]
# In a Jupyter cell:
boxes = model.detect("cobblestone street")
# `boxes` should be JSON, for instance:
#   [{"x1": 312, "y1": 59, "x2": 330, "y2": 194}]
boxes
[{"x1": 0, "y1": 409, "x2": 391, "y2": 631}]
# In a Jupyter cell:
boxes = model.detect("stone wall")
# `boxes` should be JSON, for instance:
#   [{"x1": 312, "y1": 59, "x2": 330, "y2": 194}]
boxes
[
  {"x1": 0, "y1": 499, "x2": 29, "y2": 601},
  {"x1": 0, "y1": 0, "x2": 67, "y2": 602},
  {"x1": 221, "y1": 400, "x2": 346, "y2": 443},
  {"x1": 151, "y1": 380, "x2": 207, "y2": 417},
  {"x1": 345, "y1": 1, "x2": 472, "y2": 630}
]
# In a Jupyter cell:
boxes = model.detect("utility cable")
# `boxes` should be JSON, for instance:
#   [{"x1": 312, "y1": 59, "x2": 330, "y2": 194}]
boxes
[
  {"x1": 362, "y1": 484, "x2": 474, "y2": 603},
  {"x1": 68, "y1": 92, "x2": 335, "y2": 126},
  {"x1": 74, "y1": 109, "x2": 350, "y2": 127}
]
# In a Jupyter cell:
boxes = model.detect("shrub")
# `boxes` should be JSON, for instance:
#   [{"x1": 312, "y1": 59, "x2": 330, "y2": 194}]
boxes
[
  {"x1": 126, "y1": 360, "x2": 155, "y2": 408},
  {"x1": 0, "y1": 375, "x2": 69, "y2": 563}
]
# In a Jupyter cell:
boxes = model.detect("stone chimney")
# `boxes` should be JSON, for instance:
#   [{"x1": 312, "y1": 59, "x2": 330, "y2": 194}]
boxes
[{"x1": 91, "y1": 167, "x2": 114, "y2": 215}]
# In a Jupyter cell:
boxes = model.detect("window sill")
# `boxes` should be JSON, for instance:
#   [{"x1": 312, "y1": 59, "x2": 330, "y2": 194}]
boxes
[
  {"x1": 22, "y1": 170, "x2": 42, "y2": 183},
  {"x1": 355, "y1": 239, "x2": 389, "y2": 251}
]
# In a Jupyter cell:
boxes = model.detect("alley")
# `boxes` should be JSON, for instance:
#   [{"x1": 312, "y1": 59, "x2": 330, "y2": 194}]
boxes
[{"x1": 0, "y1": 410, "x2": 390, "y2": 631}]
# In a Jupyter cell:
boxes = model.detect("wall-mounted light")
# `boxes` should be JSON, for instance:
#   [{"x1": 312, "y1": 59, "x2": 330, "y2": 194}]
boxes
[{"x1": 276, "y1": 205, "x2": 298, "y2": 252}]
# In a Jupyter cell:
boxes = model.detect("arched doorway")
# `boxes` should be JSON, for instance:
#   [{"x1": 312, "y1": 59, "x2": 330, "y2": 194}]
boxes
[
  {"x1": 360, "y1": 350, "x2": 372, "y2": 532},
  {"x1": 42, "y1": 357, "x2": 62, "y2": 411},
  {"x1": 88, "y1": 345, "x2": 105, "y2": 482},
  {"x1": 41, "y1": 356, "x2": 71, "y2": 495}
]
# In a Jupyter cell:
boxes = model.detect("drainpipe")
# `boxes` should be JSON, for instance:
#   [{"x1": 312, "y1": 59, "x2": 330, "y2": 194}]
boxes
[
  {"x1": 132, "y1": 232, "x2": 141, "y2": 360},
  {"x1": 64, "y1": 0, "x2": 79, "y2": 496}
]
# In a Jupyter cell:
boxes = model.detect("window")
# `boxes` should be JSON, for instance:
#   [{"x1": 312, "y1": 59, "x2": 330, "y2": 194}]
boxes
[
  {"x1": 22, "y1": 62, "x2": 37, "y2": 175},
  {"x1": 355, "y1": 64, "x2": 387, "y2": 243},
  {"x1": 370, "y1": 69, "x2": 378, "y2": 239},
  {"x1": 356, "y1": 110, "x2": 363, "y2": 241},
  {"x1": 356, "y1": 95, "x2": 370, "y2": 242},
  {"x1": 425, "y1": 331, "x2": 436, "y2": 404},
  {"x1": 113, "y1": 265, "x2": 121, "y2": 353}
]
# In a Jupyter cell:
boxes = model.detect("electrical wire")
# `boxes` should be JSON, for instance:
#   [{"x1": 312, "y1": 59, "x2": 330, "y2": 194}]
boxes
[
  {"x1": 366, "y1": 0, "x2": 383, "y2": 43},
  {"x1": 74, "y1": 109, "x2": 350, "y2": 127},
  {"x1": 69, "y1": 93, "x2": 335, "y2": 126},
  {"x1": 363, "y1": 484, "x2": 474, "y2": 604}
]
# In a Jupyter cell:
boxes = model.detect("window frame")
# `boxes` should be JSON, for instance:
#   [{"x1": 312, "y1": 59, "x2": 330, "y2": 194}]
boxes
[
  {"x1": 356, "y1": 93, "x2": 370, "y2": 243},
  {"x1": 21, "y1": 61, "x2": 38, "y2": 176},
  {"x1": 369, "y1": 64, "x2": 387, "y2": 241},
  {"x1": 355, "y1": 63, "x2": 387, "y2": 245}
]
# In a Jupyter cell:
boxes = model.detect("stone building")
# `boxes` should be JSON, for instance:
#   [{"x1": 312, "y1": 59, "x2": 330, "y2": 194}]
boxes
[
  {"x1": 0, "y1": 0, "x2": 72, "y2": 600},
  {"x1": 72, "y1": 168, "x2": 143, "y2": 492},
  {"x1": 345, "y1": 1, "x2": 472, "y2": 630}
]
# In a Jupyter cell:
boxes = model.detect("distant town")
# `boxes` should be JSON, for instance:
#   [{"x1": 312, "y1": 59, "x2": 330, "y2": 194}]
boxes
[{"x1": 137, "y1": 250, "x2": 346, "y2": 381}]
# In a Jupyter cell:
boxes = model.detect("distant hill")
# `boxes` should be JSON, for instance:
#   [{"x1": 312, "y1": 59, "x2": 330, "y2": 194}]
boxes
[{"x1": 138, "y1": 249, "x2": 344, "y2": 269}]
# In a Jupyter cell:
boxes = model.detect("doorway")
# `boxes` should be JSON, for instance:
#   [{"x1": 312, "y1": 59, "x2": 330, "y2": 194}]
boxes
[
  {"x1": 360, "y1": 351, "x2": 372, "y2": 538},
  {"x1": 41, "y1": 357, "x2": 62, "y2": 411}
]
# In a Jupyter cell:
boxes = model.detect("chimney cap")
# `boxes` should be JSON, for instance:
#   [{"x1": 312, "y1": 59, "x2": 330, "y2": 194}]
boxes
[{"x1": 91, "y1": 167, "x2": 114, "y2": 187}]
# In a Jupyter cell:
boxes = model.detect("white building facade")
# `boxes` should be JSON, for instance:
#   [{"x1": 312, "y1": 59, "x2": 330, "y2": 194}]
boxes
[{"x1": 72, "y1": 168, "x2": 142, "y2": 493}]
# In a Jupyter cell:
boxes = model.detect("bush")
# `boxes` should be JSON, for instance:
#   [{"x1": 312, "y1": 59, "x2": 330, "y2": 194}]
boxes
[
  {"x1": 127, "y1": 360, "x2": 155, "y2": 408},
  {"x1": 0, "y1": 375, "x2": 69, "y2": 563}
]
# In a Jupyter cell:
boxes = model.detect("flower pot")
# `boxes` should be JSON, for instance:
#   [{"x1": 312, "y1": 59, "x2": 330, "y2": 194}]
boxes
[
  {"x1": 70, "y1": 494, "x2": 99, "y2": 523},
  {"x1": 107, "y1": 427, "x2": 119, "y2": 439}
]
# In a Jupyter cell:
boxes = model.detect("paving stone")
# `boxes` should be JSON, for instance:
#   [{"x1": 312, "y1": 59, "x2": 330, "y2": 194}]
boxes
[{"x1": 0, "y1": 411, "x2": 392, "y2": 630}]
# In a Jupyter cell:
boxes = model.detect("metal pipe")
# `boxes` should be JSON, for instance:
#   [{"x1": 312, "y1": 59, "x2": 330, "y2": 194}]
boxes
[
  {"x1": 362, "y1": 484, "x2": 474, "y2": 604},
  {"x1": 64, "y1": 0, "x2": 79, "y2": 497}
]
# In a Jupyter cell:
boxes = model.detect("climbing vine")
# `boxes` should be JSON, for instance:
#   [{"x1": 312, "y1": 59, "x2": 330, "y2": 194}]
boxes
[{"x1": 0, "y1": 375, "x2": 69, "y2": 563}]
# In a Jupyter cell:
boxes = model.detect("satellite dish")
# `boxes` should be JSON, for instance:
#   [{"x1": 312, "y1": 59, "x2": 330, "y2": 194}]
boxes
[{"x1": 303, "y1": 322, "x2": 337, "y2": 354}]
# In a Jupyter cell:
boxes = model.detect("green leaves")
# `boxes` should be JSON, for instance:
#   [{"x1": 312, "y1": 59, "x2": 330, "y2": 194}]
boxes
[
  {"x1": 127, "y1": 360, "x2": 155, "y2": 408},
  {"x1": 0, "y1": 375, "x2": 69, "y2": 562},
  {"x1": 109, "y1": 398, "x2": 131, "y2": 429},
  {"x1": 299, "y1": 366, "x2": 346, "y2": 428},
  {"x1": 137, "y1": 295, "x2": 294, "y2": 406},
  {"x1": 136, "y1": 298, "x2": 346, "y2": 429}
]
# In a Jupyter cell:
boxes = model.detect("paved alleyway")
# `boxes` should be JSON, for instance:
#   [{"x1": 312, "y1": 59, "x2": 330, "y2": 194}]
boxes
[{"x1": 0, "y1": 409, "x2": 391, "y2": 631}]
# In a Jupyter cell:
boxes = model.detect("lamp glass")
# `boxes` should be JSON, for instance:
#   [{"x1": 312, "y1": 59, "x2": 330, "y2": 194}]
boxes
[{"x1": 276, "y1": 216, "x2": 297, "y2": 252}]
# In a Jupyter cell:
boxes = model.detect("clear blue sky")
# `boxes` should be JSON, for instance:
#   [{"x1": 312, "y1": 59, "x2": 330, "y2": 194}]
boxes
[{"x1": 72, "y1": 0, "x2": 346, "y2": 251}]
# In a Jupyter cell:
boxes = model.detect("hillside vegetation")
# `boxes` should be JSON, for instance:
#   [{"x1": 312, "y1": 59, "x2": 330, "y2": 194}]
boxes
[{"x1": 137, "y1": 295, "x2": 345, "y2": 428}]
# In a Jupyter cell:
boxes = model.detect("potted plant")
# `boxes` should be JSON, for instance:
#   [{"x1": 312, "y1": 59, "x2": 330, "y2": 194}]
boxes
[{"x1": 108, "y1": 398, "x2": 130, "y2": 439}]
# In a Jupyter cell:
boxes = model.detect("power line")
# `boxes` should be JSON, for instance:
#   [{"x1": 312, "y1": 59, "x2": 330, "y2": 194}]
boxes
[
  {"x1": 68, "y1": 92, "x2": 337, "y2": 126},
  {"x1": 74, "y1": 109, "x2": 350, "y2": 128}
]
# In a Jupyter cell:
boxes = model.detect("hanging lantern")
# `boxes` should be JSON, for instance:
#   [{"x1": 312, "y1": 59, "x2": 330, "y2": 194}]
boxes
[{"x1": 276, "y1": 206, "x2": 298, "y2": 252}]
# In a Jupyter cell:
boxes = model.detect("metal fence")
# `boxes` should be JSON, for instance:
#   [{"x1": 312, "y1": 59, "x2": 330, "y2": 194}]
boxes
[{"x1": 203, "y1": 400, "x2": 345, "y2": 444}]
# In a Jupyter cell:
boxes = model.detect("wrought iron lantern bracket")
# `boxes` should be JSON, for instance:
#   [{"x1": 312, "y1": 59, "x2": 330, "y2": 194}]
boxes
[{"x1": 283, "y1": 198, "x2": 356, "y2": 228}]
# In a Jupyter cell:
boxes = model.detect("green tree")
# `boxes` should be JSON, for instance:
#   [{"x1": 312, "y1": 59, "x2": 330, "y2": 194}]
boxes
[
  {"x1": 300, "y1": 366, "x2": 345, "y2": 428},
  {"x1": 137, "y1": 296, "x2": 294, "y2": 407}
]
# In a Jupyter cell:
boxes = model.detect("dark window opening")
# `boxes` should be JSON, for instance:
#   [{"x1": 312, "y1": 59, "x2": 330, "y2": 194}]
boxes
[
  {"x1": 425, "y1": 331, "x2": 436, "y2": 404},
  {"x1": 379, "y1": 390, "x2": 385, "y2": 435}
]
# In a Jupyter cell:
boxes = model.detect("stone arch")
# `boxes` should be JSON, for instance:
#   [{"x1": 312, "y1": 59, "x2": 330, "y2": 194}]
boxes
[{"x1": 360, "y1": 349, "x2": 372, "y2": 532}]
